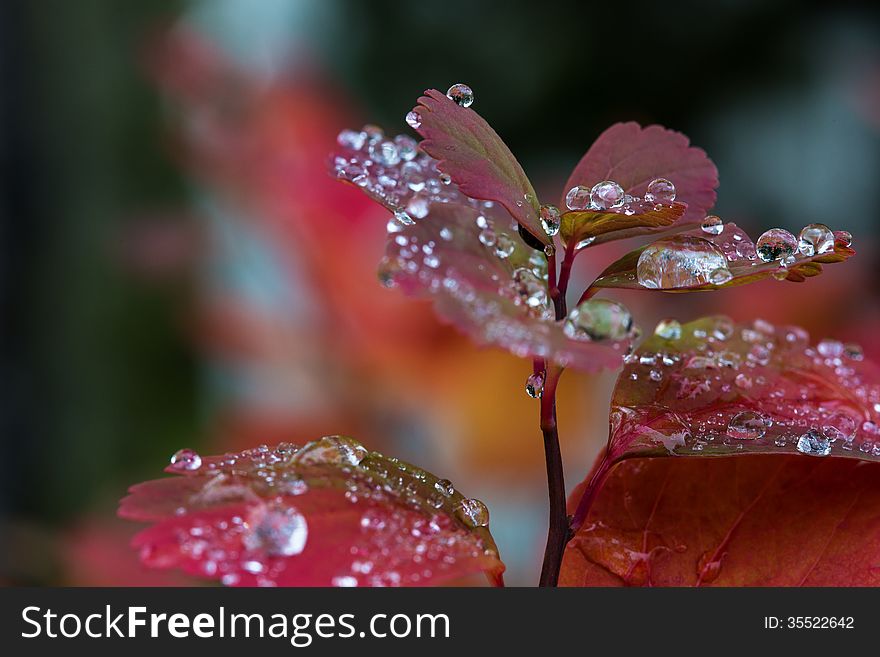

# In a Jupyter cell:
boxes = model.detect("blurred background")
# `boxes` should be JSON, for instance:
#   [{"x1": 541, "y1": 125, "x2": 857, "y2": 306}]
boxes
[{"x1": 1, "y1": 0, "x2": 879, "y2": 586}]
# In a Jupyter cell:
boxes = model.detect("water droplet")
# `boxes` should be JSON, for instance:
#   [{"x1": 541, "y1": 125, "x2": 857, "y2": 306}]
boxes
[
  {"x1": 337, "y1": 129, "x2": 366, "y2": 150},
  {"x1": 439, "y1": 226, "x2": 454, "y2": 241},
  {"x1": 439, "y1": 173, "x2": 452, "y2": 185},
  {"x1": 709, "y1": 267, "x2": 733, "y2": 285},
  {"x1": 817, "y1": 339, "x2": 843, "y2": 358},
  {"x1": 478, "y1": 228, "x2": 496, "y2": 247},
  {"x1": 590, "y1": 180, "x2": 626, "y2": 210},
  {"x1": 728, "y1": 411, "x2": 768, "y2": 440},
  {"x1": 456, "y1": 498, "x2": 489, "y2": 527},
  {"x1": 565, "y1": 185, "x2": 591, "y2": 211},
  {"x1": 170, "y1": 448, "x2": 202, "y2": 472},
  {"x1": 833, "y1": 230, "x2": 852, "y2": 247},
  {"x1": 700, "y1": 215, "x2": 724, "y2": 235},
  {"x1": 494, "y1": 233, "x2": 516, "y2": 258},
  {"x1": 294, "y1": 435, "x2": 368, "y2": 467},
  {"x1": 575, "y1": 236, "x2": 595, "y2": 250},
  {"x1": 644, "y1": 178, "x2": 676, "y2": 204},
  {"x1": 377, "y1": 257, "x2": 400, "y2": 288},
  {"x1": 406, "y1": 195, "x2": 430, "y2": 219},
  {"x1": 332, "y1": 575, "x2": 358, "y2": 587},
  {"x1": 636, "y1": 235, "x2": 730, "y2": 289},
  {"x1": 755, "y1": 228, "x2": 797, "y2": 263},
  {"x1": 797, "y1": 223, "x2": 834, "y2": 256},
  {"x1": 370, "y1": 140, "x2": 400, "y2": 166},
  {"x1": 525, "y1": 371, "x2": 545, "y2": 398},
  {"x1": 393, "y1": 209, "x2": 415, "y2": 226},
  {"x1": 405, "y1": 110, "x2": 421, "y2": 129},
  {"x1": 564, "y1": 299, "x2": 633, "y2": 342},
  {"x1": 734, "y1": 373, "x2": 752, "y2": 389},
  {"x1": 539, "y1": 204, "x2": 561, "y2": 236},
  {"x1": 435, "y1": 479, "x2": 455, "y2": 497},
  {"x1": 245, "y1": 504, "x2": 308, "y2": 556},
  {"x1": 654, "y1": 319, "x2": 682, "y2": 340},
  {"x1": 822, "y1": 412, "x2": 857, "y2": 444},
  {"x1": 796, "y1": 430, "x2": 831, "y2": 456},
  {"x1": 446, "y1": 83, "x2": 474, "y2": 108},
  {"x1": 511, "y1": 268, "x2": 549, "y2": 312}
]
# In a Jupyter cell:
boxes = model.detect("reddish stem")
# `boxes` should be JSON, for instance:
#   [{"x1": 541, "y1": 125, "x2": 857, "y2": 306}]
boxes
[
  {"x1": 569, "y1": 451, "x2": 614, "y2": 533},
  {"x1": 538, "y1": 365, "x2": 567, "y2": 587}
]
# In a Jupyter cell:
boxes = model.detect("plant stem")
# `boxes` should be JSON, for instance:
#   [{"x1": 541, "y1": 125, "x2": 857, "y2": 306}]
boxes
[{"x1": 538, "y1": 366, "x2": 567, "y2": 587}]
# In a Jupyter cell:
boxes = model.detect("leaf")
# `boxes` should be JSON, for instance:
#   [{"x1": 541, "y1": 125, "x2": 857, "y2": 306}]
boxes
[
  {"x1": 560, "y1": 200, "x2": 687, "y2": 248},
  {"x1": 381, "y1": 202, "x2": 634, "y2": 371},
  {"x1": 119, "y1": 437, "x2": 505, "y2": 587},
  {"x1": 562, "y1": 122, "x2": 719, "y2": 227},
  {"x1": 561, "y1": 316, "x2": 880, "y2": 586},
  {"x1": 562, "y1": 455, "x2": 880, "y2": 586},
  {"x1": 590, "y1": 222, "x2": 855, "y2": 292},
  {"x1": 412, "y1": 89, "x2": 547, "y2": 244}
]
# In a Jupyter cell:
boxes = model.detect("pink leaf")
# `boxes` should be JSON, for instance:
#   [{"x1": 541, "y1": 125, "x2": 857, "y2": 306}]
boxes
[
  {"x1": 381, "y1": 202, "x2": 634, "y2": 371},
  {"x1": 120, "y1": 438, "x2": 504, "y2": 587},
  {"x1": 413, "y1": 89, "x2": 546, "y2": 244},
  {"x1": 562, "y1": 122, "x2": 718, "y2": 226}
]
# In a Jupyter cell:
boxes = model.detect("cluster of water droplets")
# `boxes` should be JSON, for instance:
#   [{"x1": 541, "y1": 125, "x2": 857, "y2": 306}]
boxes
[
  {"x1": 635, "y1": 220, "x2": 848, "y2": 290},
  {"x1": 614, "y1": 317, "x2": 879, "y2": 459},
  {"x1": 155, "y1": 437, "x2": 497, "y2": 587},
  {"x1": 565, "y1": 177, "x2": 676, "y2": 214}
]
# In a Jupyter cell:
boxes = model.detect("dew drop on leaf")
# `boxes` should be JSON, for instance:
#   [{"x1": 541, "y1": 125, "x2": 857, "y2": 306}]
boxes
[
  {"x1": 293, "y1": 435, "x2": 369, "y2": 467},
  {"x1": 590, "y1": 180, "x2": 626, "y2": 210},
  {"x1": 797, "y1": 223, "x2": 835, "y2": 256},
  {"x1": 565, "y1": 185, "x2": 592, "y2": 211},
  {"x1": 796, "y1": 430, "x2": 831, "y2": 456},
  {"x1": 563, "y1": 299, "x2": 633, "y2": 342},
  {"x1": 169, "y1": 448, "x2": 202, "y2": 472},
  {"x1": 833, "y1": 230, "x2": 853, "y2": 247},
  {"x1": 435, "y1": 479, "x2": 455, "y2": 497},
  {"x1": 446, "y1": 83, "x2": 474, "y2": 108},
  {"x1": 709, "y1": 267, "x2": 733, "y2": 285},
  {"x1": 636, "y1": 235, "x2": 730, "y2": 289},
  {"x1": 244, "y1": 504, "x2": 309, "y2": 556},
  {"x1": 728, "y1": 411, "x2": 769, "y2": 440},
  {"x1": 654, "y1": 319, "x2": 682, "y2": 340},
  {"x1": 456, "y1": 498, "x2": 489, "y2": 527},
  {"x1": 755, "y1": 228, "x2": 797, "y2": 263},
  {"x1": 494, "y1": 233, "x2": 516, "y2": 258},
  {"x1": 644, "y1": 178, "x2": 676, "y2": 204},
  {"x1": 539, "y1": 204, "x2": 561, "y2": 237},
  {"x1": 700, "y1": 215, "x2": 724, "y2": 236},
  {"x1": 405, "y1": 110, "x2": 421, "y2": 129}
]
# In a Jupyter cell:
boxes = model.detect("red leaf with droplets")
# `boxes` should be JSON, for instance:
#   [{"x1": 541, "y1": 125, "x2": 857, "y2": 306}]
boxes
[
  {"x1": 562, "y1": 316, "x2": 880, "y2": 586},
  {"x1": 381, "y1": 202, "x2": 634, "y2": 371},
  {"x1": 590, "y1": 222, "x2": 854, "y2": 293},
  {"x1": 412, "y1": 89, "x2": 546, "y2": 244},
  {"x1": 120, "y1": 438, "x2": 504, "y2": 587},
  {"x1": 562, "y1": 122, "x2": 718, "y2": 227}
]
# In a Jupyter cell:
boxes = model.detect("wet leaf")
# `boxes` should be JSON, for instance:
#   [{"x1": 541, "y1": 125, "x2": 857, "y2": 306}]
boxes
[
  {"x1": 590, "y1": 222, "x2": 855, "y2": 292},
  {"x1": 381, "y1": 203, "x2": 634, "y2": 371},
  {"x1": 562, "y1": 316, "x2": 880, "y2": 586},
  {"x1": 562, "y1": 122, "x2": 718, "y2": 228},
  {"x1": 562, "y1": 455, "x2": 880, "y2": 586},
  {"x1": 119, "y1": 438, "x2": 504, "y2": 587},
  {"x1": 560, "y1": 201, "x2": 687, "y2": 249},
  {"x1": 413, "y1": 89, "x2": 546, "y2": 244}
]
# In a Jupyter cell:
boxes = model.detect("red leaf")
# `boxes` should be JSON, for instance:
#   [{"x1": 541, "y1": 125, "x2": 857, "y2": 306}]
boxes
[
  {"x1": 562, "y1": 122, "x2": 718, "y2": 227},
  {"x1": 562, "y1": 316, "x2": 880, "y2": 586},
  {"x1": 590, "y1": 222, "x2": 855, "y2": 292},
  {"x1": 412, "y1": 89, "x2": 546, "y2": 244},
  {"x1": 562, "y1": 456, "x2": 880, "y2": 586},
  {"x1": 120, "y1": 438, "x2": 504, "y2": 587},
  {"x1": 381, "y1": 202, "x2": 634, "y2": 371}
]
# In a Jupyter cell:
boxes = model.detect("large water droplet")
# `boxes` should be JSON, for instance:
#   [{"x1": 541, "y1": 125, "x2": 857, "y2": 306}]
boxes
[
  {"x1": 797, "y1": 223, "x2": 834, "y2": 256},
  {"x1": 456, "y1": 498, "x2": 489, "y2": 527},
  {"x1": 756, "y1": 228, "x2": 797, "y2": 262},
  {"x1": 700, "y1": 215, "x2": 724, "y2": 235},
  {"x1": 170, "y1": 448, "x2": 202, "y2": 472},
  {"x1": 245, "y1": 504, "x2": 308, "y2": 556},
  {"x1": 446, "y1": 83, "x2": 474, "y2": 108},
  {"x1": 796, "y1": 430, "x2": 831, "y2": 456},
  {"x1": 590, "y1": 180, "x2": 625, "y2": 210},
  {"x1": 525, "y1": 371, "x2": 545, "y2": 398},
  {"x1": 294, "y1": 436, "x2": 368, "y2": 467},
  {"x1": 565, "y1": 185, "x2": 591, "y2": 211},
  {"x1": 405, "y1": 110, "x2": 421, "y2": 130},
  {"x1": 636, "y1": 235, "x2": 730, "y2": 289},
  {"x1": 833, "y1": 230, "x2": 852, "y2": 247},
  {"x1": 654, "y1": 319, "x2": 682, "y2": 340},
  {"x1": 539, "y1": 204, "x2": 561, "y2": 236},
  {"x1": 564, "y1": 299, "x2": 633, "y2": 342},
  {"x1": 728, "y1": 411, "x2": 768, "y2": 440},
  {"x1": 822, "y1": 412, "x2": 857, "y2": 444},
  {"x1": 644, "y1": 178, "x2": 676, "y2": 204}
]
